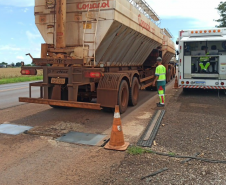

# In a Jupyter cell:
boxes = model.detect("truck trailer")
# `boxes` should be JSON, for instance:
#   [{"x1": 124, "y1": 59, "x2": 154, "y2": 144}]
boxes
[
  {"x1": 19, "y1": 0, "x2": 175, "y2": 113},
  {"x1": 177, "y1": 28, "x2": 226, "y2": 91}
]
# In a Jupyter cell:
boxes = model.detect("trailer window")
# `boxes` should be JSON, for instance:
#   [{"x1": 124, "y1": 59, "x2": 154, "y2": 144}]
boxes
[
  {"x1": 185, "y1": 41, "x2": 226, "y2": 56},
  {"x1": 184, "y1": 42, "x2": 199, "y2": 56},
  {"x1": 184, "y1": 41, "x2": 226, "y2": 74},
  {"x1": 207, "y1": 41, "x2": 226, "y2": 55}
]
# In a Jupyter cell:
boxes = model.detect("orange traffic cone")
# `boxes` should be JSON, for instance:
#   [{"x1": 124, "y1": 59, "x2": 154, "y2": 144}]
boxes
[
  {"x1": 104, "y1": 105, "x2": 129, "y2": 151},
  {"x1": 173, "y1": 76, "x2": 179, "y2": 89}
]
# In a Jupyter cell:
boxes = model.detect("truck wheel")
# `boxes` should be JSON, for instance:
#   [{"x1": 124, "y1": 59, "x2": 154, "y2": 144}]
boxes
[
  {"x1": 102, "y1": 107, "x2": 114, "y2": 113},
  {"x1": 167, "y1": 69, "x2": 171, "y2": 82},
  {"x1": 129, "y1": 77, "x2": 139, "y2": 106},
  {"x1": 170, "y1": 69, "x2": 173, "y2": 79},
  {"x1": 118, "y1": 80, "x2": 129, "y2": 114},
  {"x1": 49, "y1": 105, "x2": 71, "y2": 109}
]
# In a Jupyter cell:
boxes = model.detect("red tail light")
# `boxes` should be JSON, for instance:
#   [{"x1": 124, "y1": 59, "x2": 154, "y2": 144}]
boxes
[
  {"x1": 21, "y1": 69, "x2": 37, "y2": 75},
  {"x1": 221, "y1": 82, "x2": 224, "y2": 86},
  {"x1": 180, "y1": 75, "x2": 181, "y2": 79},
  {"x1": 85, "y1": 72, "x2": 102, "y2": 78},
  {"x1": 186, "y1": 81, "x2": 189, "y2": 84},
  {"x1": 21, "y1": 70, "x2": 30, "y2": 75}
]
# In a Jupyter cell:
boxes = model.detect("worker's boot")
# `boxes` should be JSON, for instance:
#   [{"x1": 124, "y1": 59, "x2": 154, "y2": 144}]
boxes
[{"x1": 156, "y1": 103, "x2": 165, "y2": 107}]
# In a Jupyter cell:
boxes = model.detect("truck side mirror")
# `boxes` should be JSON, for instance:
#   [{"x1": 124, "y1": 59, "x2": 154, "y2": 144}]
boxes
[{"x1": 176, "y1": 50, "x2": 179, "y2": 55}]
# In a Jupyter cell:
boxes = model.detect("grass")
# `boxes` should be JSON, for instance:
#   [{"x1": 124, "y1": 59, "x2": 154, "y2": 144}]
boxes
[
  {"x1": 168, "y1": 152, "x2": 176, "y2": 156},
  {"x1": 0, "y1": 76, "x2": 43, "y2": 85},
  {"x1": 0, "y1": 68, "x2": 43, "y2": 84},
  {"x1": 127, "y1": 146, "x2": 151, "y2": 155}
]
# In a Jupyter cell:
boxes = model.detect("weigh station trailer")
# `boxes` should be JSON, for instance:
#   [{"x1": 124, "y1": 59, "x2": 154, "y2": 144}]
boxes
[
  {"x1": 177, "y1": 28, "x2": 226, "y2": 91},
  {"x1": 19, "y1": 0, "x2": 175, "y2": 113}
]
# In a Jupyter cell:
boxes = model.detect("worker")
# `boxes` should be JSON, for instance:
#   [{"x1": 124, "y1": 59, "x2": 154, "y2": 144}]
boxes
[
  {"x1": 199, "y1": 46, "x2": 211, "y2": 72},
  {"x1": 152, "y1": 57, "x2": 166, "y2": 107}
]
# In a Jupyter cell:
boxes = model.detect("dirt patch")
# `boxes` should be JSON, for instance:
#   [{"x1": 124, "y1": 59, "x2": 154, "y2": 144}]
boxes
[
  {"x1": 102, "y1": 88, "x2": 226, "y2": 184},
  {"x1": 102, "y1": 152, "x2": 226, "y2": 185},
  {"x1": 4, "y1": 82, "x2": 226, "y2": 184},
  {"x1": 26, "y1": 121, "x2": 86, "y2": 138}
]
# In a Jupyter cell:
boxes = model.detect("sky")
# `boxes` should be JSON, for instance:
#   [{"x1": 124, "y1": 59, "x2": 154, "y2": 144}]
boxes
[{"x1": 0, "y1": 0, "x2": 222, "y2": 64}]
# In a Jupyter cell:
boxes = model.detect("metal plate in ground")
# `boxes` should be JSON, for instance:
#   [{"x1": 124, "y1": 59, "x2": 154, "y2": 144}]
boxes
[
  {"x1": 137, "y1": 110, "x2": 165, "y2": 147},
  {"x1": 56, "y1": 131, "x2": 107, "y2": 146},
  {"x1": 0, "y1": 123, "x2": 33, "y2": 135}
]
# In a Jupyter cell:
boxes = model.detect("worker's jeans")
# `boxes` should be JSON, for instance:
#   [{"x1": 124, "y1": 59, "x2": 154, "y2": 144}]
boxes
[
  {"x1": 199, "y1": 61, "x2": 210, "y2": 71},
  {"x1": 157, "y1": 84, "x2": 165, "y2": 105}
]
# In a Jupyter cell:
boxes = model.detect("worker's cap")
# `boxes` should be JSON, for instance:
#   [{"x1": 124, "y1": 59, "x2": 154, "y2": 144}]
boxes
[{"x1": 156, "y1": 57, "x2": 162, "y2": 62}]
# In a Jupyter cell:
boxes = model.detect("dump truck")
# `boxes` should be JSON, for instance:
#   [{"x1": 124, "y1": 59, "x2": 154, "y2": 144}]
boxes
[
  {"x1": 177, "y1": 28, "x2": 226, "y2": 91},
  {"x1": 19, "y1": 0, "x2": 175, "y2": 113}
]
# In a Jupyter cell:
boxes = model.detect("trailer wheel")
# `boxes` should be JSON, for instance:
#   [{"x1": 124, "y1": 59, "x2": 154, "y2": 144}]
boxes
[
  {"x1": 129, "y1": 77, "x2": 139, "y2": 106},
  {"x1": 167, "y1": 69, "x2": 171, "y2": 82},
  {"x1": 49, "y1": 105, "x2": 71, "y2": 109},
  {"x1": 118, "y1": 80, "x2": 129, "y2": 114},
  {"x1": 102, "y1": 107, "x2": 114, "y2": 113}
]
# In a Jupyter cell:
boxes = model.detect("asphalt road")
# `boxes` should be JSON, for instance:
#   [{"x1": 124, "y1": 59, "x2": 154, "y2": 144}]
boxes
[
  {"x1": 0, "y1": 79, "x2": 175, "y2": 185},
  {"x1": 0, "y1": 81, "x2": 41, "y2": 109},
  {"x1": 0, "y1": 80, "x2": 174, "y2": 114}
]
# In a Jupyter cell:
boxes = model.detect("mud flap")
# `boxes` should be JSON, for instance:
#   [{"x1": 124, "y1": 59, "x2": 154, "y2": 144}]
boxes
[
  {"x1": 97, "y1": 73, "x2": 129, "y2": 108},
  {"x1": 51, "y1": 85, "x2": 61, "y2": 100}
]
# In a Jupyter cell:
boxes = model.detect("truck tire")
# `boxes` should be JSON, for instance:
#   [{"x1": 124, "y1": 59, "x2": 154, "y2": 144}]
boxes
[
  {"x1": 170, "y1": 68, "x2": 173, "y2": 79},
  {"x1": 167, "y1": 69, "x2": 171, "y2": 82},
  {"x1": 102, "y1": 107, "x2": 114, "y2": 113},
  {"x1": 118, "y1": 80, "x2": 129, "y2": 114},
  {"x1": 49, "y1": 105, "x2": 71, "y2": 109},
  {"x1": 129, "y1": 77, "x2": 139, "y2": 106}
]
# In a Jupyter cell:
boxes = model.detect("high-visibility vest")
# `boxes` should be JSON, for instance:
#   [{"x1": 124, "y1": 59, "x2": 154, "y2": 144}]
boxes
[
  {"x1": 200, "y1": 52, "x2": 210, "y2": 62},
  {"x1": 155, "y1": 65, "x2": 166, "y2": 82}
]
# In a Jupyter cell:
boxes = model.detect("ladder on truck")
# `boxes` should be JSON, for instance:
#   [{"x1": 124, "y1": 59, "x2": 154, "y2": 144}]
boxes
[{"x1": 83, "y1": 0, "x2": 105, "y2": 66}]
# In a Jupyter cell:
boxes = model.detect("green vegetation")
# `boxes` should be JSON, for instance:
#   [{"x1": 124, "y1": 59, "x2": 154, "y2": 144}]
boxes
[
  {"x1": 127, "y1": 146, "x2": 154, "y2": 155},
  {"x1": 0, "y1": 76, "x2": 43, "y2": 85},
  {"x1": 168, "y1": 152, "x2": 176, "y2": 156},
  {"x1": 215, "y1": 2, "x2": 226, "y2": 27}
]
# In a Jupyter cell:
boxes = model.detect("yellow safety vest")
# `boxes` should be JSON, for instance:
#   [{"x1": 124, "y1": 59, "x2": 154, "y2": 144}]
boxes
[
  {"x1": 155, "y1": 65, "x2": 166, "y2": 81},
  {"x1": 200, "y1": 52, "x2": 210, "y2": 62}
]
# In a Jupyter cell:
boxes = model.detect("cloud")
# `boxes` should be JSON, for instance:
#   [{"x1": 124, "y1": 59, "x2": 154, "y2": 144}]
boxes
[
  {"x1": 26, "y1": 31, "x2": 41, "y2": 42},
  {"x1": 4, "y1": 7, "x2": 13, "y2": 13},
  {"x1": 23, "y1": 8, "x2": 29, "y2": 12},
  {"x1": 17, "y1": 22, "x2": 24, "y2": 25},
  {"x1": 16, "y1": 56, "x2": 25, "y2": 60},
  {"x1": 146, "y1": 0, "x2": 221, "y2": 27},
  {"x1": 0, "y1": 0, "x2": 34, "y2": 7},
  {"x1": 0, "y1": 45, "x2": 21, "y2": 51}
]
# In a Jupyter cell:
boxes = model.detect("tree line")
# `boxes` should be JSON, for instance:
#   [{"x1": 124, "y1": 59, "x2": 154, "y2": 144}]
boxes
[
  {"x1": 0, "y1": 62, "x2": 33, "y2": 67},
  {"x1": 216, "y1": 1, "x2": 226, "y2": 27}
]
